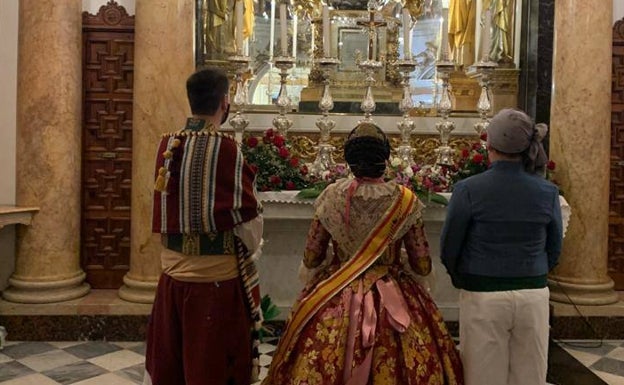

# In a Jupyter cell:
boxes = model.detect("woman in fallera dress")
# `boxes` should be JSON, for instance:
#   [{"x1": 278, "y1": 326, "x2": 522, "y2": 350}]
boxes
[{"x1": 263, "y1": 123, "x2": 463, "y2": 385}]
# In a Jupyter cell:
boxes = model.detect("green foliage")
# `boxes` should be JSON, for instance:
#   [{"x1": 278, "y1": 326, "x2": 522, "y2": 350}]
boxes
[
  {"x1": 296, "y1": 182, "x2": 329, "y2": 199},
  {"x1": 261, "y1": 294, "x2": 280, "y2": 321},
  {"x1": 259, "y1": 294, "x2": 281, "y2": 342},
  {"x1": 416, "y1": 190, "x2": 449, "y2": 206}
]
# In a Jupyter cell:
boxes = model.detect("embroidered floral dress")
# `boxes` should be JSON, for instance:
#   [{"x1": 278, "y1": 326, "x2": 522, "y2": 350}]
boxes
[{"x1": 263, "y1": 179, "x2": 464, "y2": 385}]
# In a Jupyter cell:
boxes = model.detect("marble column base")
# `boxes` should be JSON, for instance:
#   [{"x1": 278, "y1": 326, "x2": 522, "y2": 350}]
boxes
[
  {"x1": 2, "y1": 272, "x2": 90, "y2": 303},
  {"x1": 117, "y1": 274, "x2": 157, "y2": 304},
  {"x1": 548, "y1": 277, "x2": 619, "y2": 305}
]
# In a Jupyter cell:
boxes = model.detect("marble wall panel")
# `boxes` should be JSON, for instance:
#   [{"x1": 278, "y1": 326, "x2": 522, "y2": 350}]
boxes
[
  {"x1": 121, "y1": 0, "x2": 195, "y2": 302},
  {"x1": 548, "y1": 0, "x2": 618, "y2": 305}
]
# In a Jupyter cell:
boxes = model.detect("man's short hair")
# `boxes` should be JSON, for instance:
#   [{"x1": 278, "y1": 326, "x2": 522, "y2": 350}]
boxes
[{"x1": 186, "y1": 68, "x2": 229, "y2": 115}]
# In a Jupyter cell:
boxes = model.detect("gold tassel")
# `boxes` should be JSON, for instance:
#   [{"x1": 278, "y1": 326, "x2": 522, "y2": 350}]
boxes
[
  {"x1": 155, "y1": 137, "x2": 181, "y2": 193},
  {"x1": 154, "y1": 167, "x2": 168, "y2": 192}
]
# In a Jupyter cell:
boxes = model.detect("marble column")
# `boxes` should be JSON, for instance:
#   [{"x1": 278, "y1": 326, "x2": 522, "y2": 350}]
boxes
[
  {"x1": 118, "y1": 0, "x2": 195, "y2": 303},
  {"x1": 4, "y1": 0, "x2": 90, "y2": 303},
  {"x1": 548, "y1": 0, "x2": 618, "y2": 305}
]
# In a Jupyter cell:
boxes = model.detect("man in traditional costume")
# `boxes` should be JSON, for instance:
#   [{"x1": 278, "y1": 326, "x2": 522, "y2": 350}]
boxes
[
  {"x1": 441, "y1": 108, "x2": 563, "y2": 385},
  {"x1": 145, "y1": 68, "x2": 263, "y2": 385}
]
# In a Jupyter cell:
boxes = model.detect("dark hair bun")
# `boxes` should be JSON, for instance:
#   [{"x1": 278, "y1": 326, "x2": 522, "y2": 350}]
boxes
[{"x1": 344, "y1": 125, "x2": 390, "y2": 178}]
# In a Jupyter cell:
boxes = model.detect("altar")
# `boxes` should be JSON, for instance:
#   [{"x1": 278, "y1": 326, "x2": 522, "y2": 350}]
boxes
[
  {"x1": 257, "y1": 191, "x2": 571, "y2": 321},
  {"x1": 256, "y1": 191, "x2": 460, "y2": 320}
]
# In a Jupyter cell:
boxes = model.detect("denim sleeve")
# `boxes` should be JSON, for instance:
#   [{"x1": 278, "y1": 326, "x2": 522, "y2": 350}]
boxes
[
  {"x1": 546, "y1": 192, "x2": 563, "y2": 270},
  {"x1": 440, "y1": 182, "x2": 472, "y2": 287}
]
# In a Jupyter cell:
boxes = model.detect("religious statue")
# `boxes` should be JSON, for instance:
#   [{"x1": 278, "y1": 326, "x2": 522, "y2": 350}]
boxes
[
  {"x1": 448, "y1": 0, "x2": 476, "y2": 66},
  {"x1": 202, "y1": 0, "x2": 232, "y2": 58},
  {"x1": 202, "y1": 0, "x2": 255, "y2": 59},
  {"x1": 483, "y1": 0, "x2": 514, "y2": 64},
  {"x1": 243, "y1": 0, "x2": 255, "y2": 40}
]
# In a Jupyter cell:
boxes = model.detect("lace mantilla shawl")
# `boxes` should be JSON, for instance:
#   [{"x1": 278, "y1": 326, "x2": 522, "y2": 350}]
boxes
[{"x1": 314, "y1": 178, "x2": 423, "y2": 256}]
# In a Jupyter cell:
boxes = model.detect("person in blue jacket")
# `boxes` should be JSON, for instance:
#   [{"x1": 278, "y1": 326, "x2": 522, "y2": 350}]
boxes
[{"x1": 441, "y1": 108, "x2": 563, "y2": 385}]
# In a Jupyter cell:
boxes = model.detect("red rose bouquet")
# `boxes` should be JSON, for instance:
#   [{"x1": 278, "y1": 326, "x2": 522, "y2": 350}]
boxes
[
  {"x1": 451, "y1": 138, "x2": 490, "y2": 184},
  {"x1": 242, "y1": 129, "x2": 309, "y2": 191},
  {"x1": 450, "y1": 132, "x2": 560, "y2": 191}
]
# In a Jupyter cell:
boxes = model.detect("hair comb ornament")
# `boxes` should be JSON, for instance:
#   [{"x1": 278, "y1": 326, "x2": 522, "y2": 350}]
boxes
[{"x1": 347, "y1": 122, "x2": 387, "y2": 141}]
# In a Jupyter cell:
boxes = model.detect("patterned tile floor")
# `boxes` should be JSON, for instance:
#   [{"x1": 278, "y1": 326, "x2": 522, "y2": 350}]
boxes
[
  {"x1": 551, "y1": 340, "x2": 624, "y2": 385},
  {"x1": 0, "y1": 339, "x2": 622, "y2": 384}
]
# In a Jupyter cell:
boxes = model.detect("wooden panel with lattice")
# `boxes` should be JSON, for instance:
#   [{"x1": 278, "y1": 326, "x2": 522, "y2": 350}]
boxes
[
  {"x1": 81, "y1": 4, "x2": 134, "y2": 289},
  {"x1": 609, "y1": 19, "x2": 624, "y2": 290}
]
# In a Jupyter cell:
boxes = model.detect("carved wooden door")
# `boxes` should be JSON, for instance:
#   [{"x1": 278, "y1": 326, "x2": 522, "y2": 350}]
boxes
[
  {"x1": 609, "y1": 19, "x2": 624, "y2": 290},
  {"x1": 81, "y1": 2, "x2": 134, "y2": 288}
]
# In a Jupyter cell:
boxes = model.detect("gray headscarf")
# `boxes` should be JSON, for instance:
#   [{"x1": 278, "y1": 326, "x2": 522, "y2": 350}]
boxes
[{"x1": 487, "y1": 108, "x2": 548, "y2": 173}]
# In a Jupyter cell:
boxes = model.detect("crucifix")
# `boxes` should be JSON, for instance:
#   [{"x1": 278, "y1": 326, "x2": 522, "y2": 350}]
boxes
[
  {"x1": 355, "y1": 3, "x2": 386, "y2": 122},
  {"x1": 357, "y1": 4, "x2": 386, "y2": 61}
]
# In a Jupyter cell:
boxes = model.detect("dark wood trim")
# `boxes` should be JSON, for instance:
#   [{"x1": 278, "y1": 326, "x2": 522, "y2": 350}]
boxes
[
  {"x1": 609, "y1": 17, "x2": 624, "y2": 290},
  {"x1": 81, "y1": 1, "x2": 135, "y2": 289},
  {"x1": 82, "y1": 0, "x2": 134, "y2": 32},
  {"x1": 614, "y1": 17, "x2": 624, "y2": 41}
]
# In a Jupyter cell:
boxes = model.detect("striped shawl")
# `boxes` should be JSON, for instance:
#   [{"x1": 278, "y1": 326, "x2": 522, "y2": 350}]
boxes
[{"x1": 152, "y1": 126, "x2": 260, "y2": 234}]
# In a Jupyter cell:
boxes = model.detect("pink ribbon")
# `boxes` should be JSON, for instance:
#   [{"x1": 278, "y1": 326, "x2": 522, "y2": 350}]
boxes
[
  {"x1": 343, "y1": 278, "x2": 411, "y2": 385},
  {"x1": 344, "y1": 179, "x2": 360, "y2": 229},
  {"x1": 376, "y1": 279, "x2": 411, "y2": 333},
  {"x1": 343, "y1": 281, "x2": 363, "y2": 384}
]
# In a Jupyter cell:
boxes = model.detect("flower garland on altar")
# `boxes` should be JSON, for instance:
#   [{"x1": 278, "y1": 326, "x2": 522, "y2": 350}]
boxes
[
  {"x1": 296, "y1": 163, "x2": 351, "y2": 199},
  {"x1": 386, "y1": 157, "x2": 451, "y2": 205},
  {"x1": 242, "y1": 129, "x2": 558, "y2": 202}
]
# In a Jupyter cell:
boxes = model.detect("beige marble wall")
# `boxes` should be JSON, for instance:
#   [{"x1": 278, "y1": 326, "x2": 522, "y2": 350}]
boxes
[
  {"x1": 548, "y1": 0, "x2": 618, "y2": 305},
  {"x1": 0, "y1": 0, "x2": 19, "y2": 291},
  {"x1": 119, "y1": 0, "x2": 195, "y2": 303},
  {"x1": 4, "y1": 0, "x2": 90, "y2": 303}
]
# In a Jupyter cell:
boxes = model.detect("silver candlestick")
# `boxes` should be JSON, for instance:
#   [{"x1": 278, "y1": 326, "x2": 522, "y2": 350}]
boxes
[
  {"x1": 356, "y1": 8, "x2": 386, "y2": 123},
  {"x1": 395, "y1": 58, "x2": 417, "y2": 165},
  {"x1": 272, "y1": 56, "x2": 296, "y2": 136},
  {"x1": 358, "y1": 58, "x2": 384, "y2": 123},
  {"x1": 228, "y1": 55, "x2": 252, "y2": 143},
  {"x1": 310, "y1": 57, "x2": 340, "y2": 177},
  {"x1": 434, "y1": 52, "x2": 456, "y2": 166},
  {"x1": 472, "y1": 59, "x2": 497, "y2": 139}
]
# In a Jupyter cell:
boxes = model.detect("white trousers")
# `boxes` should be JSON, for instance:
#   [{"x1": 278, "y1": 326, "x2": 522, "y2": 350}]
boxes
[{"x1": 459, "y1": 288, "x2": 550, "y2": 385}]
